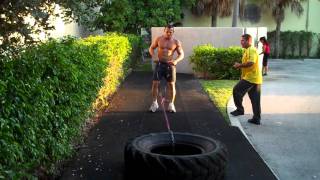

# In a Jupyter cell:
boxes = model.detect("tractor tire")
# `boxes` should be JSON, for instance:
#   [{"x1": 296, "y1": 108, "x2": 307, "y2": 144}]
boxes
[{"x1": 124, "y1": 132, "x2": 228, "y2": 180}]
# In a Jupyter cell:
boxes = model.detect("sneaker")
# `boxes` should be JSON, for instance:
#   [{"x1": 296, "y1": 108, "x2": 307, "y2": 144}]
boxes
[
  {"x1": 149, "y1": 101, "x2": 159, "y2": 112},
  {"x1": 230, "y1": 110, "x2": 244, "y2": 116},
  {"x1": 168, "y1": 102, "x2": 176, "y2": 113},
  {"x1": 248, "y1": 118, "x2": 261, "y2": 125}
]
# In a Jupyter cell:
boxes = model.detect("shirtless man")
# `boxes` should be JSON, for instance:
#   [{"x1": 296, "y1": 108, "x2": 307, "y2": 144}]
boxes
[{"x1": 149, "y1": 24, "x2": 184, "y2": 113}]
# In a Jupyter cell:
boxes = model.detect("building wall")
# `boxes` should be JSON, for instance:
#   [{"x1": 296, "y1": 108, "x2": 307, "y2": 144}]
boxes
[
  {"x1": 151, "y1": 27, "x2": 266, "y2": 74},
  {"x1": 41, "y1": 5, "x2": 102, "y2": 40},
  {"x1": 181, "y1": 0, "x2": 319, "y2": 57},
  {"x1": 181, "y1": 7, "x2": 211, "y2": 27},
  {"x1": 308, "y1": 0, "x2": 320, "y2": 33},
  {"x1": 182, "y1": 0, "x2": 320, "y2": 34},
  {"x1": 49, "y1": 19, "x2": 102, "y2": 39}
]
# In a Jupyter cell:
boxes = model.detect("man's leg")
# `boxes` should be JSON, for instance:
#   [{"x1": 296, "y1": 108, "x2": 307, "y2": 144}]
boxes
[
  {"x1": 167, "y1": 65, "x2": 176, "y2": 112},
  {"x1": 152, "y1": 81, "x2": 159, "y2": 102},
  {"x1": 232, "y1": 80, "x2": 253, "y2": 115},
  {"x1": 149, "y1": 63, "x2": 161, "y2": 112},
  {"x1": 248, "y1": 84, "x2": 261, "y2": 122},
  {"x1": 167, "y1": 82, "x2": 176, "y2": 103}
]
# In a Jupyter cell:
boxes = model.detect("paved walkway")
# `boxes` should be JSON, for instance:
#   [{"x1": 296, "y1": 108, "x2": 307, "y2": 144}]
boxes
[
  {"x1": 228, "y1": 59, "x2": 320, "y2": 180},
  {"x1": 60, "y1": 71, "x2": 276, "y2": 180}
]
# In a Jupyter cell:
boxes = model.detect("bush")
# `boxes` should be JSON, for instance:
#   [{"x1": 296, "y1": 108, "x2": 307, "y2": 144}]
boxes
[
  {"x1": 0, "y1": 37, "x2": 105, "y2": 178},
  {"x1": 190, "y1": 44, "x2": 242, "y2": 79},
  {"x1": 268, "y1": 30, "x2": 316, "y2": 58},
  {"x1": 0, "y1": 33, "x2": 141, "y2": 178},
  {"x1": 210, "y1": 47, "x2": 243, "y2": 79},
  {"x1": 189, "y1": 44, "x2": 216, "y2": 79},
  {"x1": 126, "y1": 34, "x2": 143, "y2": 69},
  {"x1": 317, "y1": 35, "x2": 320, "y2": 58},
  {"x1": 78, "y1": 33, "x2": 142, "y2": 112}
]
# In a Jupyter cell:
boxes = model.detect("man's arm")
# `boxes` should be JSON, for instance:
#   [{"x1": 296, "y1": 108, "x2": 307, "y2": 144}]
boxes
[
  {"x1": 169, "y1": 40, "x2": 184, "y2": 66},
  {"x1": 233, "y1": 48, "x2": 255, "y2": 69},
  {"x1": 233, "y1": 62, "x2": 254, "y2": 69},
  {"x1": 149, "y1": 37, "x2": 159, "y2": 62}
]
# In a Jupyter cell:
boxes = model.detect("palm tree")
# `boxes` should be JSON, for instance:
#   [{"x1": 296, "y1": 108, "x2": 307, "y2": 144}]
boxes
[
  {"x1": 232, "y1": 0, "x2": 240, "y2": 27},
  {"x1": 191, "y1": 0, "x2": 233, "y2": 26},
  {"x1": 262, "y1": 0, "x2": 305, "y2": 58}
]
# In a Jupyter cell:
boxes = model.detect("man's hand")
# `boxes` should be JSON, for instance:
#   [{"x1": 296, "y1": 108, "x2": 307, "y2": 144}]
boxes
[
  {"x1": 233, "y1": 62, "x2": 241, "y2": 69},
  {"x1": 168, "y1": 59, "x2": 177, "y2": 66},
  {"x1": 152, "y1": 57, "x2": 159, "y2": 63}
]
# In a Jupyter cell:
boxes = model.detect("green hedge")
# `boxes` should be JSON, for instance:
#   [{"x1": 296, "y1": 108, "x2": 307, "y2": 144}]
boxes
[
  {"x1": 81, "y1": 33, "x2": 141, "y2": 111},
  {"x1": 267, "y1": 30, "x2": 317, "y2": 58},
  {"x1": 0, "y1": 33, "x2": 141, "y2": 178},
  {"x1": 190, "y1": 44, "x2": 243, "y2": 79}
]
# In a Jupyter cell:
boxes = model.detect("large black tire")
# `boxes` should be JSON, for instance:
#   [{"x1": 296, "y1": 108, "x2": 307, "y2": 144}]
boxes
[{"x1": 124, "y1": 132, "x2": 228, "y2": 180}]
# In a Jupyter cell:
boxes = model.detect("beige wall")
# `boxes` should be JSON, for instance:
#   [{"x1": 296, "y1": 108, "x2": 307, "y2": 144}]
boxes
[
  {"x1": 308, "y1": 0, "x2": 320, "y2": 33},
  {"x1": 50, "y1": 20, "x2": 102, "y2": 39},
  {"x1": 182, "y1": 0, "x2": 320, "y2": 33},
  {"x1": 181, "y1": 7, "x2": 211, "y2": 27},
  {"x1": 151, "y1": 27, "x2": 267, "y2": 74},
  {"x1": 30, "y1": 5, "x2": 99, "y2": 40},
  {"x1": 181, "y1": 1, "x2": 319, "y2": 57}
]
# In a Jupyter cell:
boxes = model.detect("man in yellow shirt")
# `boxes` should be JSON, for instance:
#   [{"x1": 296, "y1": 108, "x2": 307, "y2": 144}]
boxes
[{"x1": 231, "y1": 34, "x2": 262, "y2": 125}]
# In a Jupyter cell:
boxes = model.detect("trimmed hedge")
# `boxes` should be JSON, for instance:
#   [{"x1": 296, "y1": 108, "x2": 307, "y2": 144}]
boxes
[
  {"x1": 0, "y1": 33, "x2": 141, "y2": 178},
  {"x1": 267, "y1": 30, "x2": 318, "y2": 58},
  {"x1": 190, "y1": 44, "x2": 243, "y2": 79}
]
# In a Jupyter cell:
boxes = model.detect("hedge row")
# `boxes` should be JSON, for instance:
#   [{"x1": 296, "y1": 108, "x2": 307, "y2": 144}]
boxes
[
  {"x1": 190, "y1": 44, "x2": 243, "y2": 79},
  {"x1": 0, "y1": 33, "x2": 141, "y2": 178},
  {"x1": 267, "y1": 30, "x2": 319, "y2": 58}
]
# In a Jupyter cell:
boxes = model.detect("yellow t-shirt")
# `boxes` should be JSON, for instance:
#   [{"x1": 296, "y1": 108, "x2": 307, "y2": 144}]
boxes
[{"x1": 241, "y1": 46, "x2": 262, "y2": 84}]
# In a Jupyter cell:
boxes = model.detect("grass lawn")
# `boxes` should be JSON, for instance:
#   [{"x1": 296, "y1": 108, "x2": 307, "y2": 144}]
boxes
[{"x1": 200, "y1": 80, "x2": 237, "y2": 123}]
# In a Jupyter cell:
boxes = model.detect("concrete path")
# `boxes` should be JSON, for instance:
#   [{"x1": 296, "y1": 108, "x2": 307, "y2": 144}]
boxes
[{"x1": 228, "y1": 59, "x2": 320, "y2": 180}]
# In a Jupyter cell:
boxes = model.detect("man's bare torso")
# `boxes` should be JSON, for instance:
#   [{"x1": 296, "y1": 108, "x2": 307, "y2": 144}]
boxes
[{"x1": 157, "y1": 36, "x2": 179, "y2": 62}]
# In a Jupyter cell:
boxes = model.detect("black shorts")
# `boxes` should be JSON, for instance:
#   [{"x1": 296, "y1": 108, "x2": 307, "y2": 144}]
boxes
[
  {"x1": 153, "y1": 62, "x2": 176, "y2": 82},
  {"x1": 263, "y1": 53, "x2": 269, "y2": 67}
]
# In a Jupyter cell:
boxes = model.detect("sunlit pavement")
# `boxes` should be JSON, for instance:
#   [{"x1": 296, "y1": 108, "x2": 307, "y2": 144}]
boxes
[{"x1": 228, "y1": 59, "x2": 320, "y2": 180}]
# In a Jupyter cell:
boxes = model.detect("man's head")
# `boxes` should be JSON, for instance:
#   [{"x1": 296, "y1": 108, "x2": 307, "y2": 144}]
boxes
[
  {"x1": 241, "y1": 34, "x2": 252, "y2": 48},
  {"x1": 163, "y1": 24, "x2": 174, "y2": 39}
]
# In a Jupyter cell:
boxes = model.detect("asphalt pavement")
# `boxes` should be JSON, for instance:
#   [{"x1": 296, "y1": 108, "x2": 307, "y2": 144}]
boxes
[
  {"x1": 59, "y1": 71, "x2": 276, "y2": 180},
  {"x1": 228, "y1": 59, "x2": 320, "y2": 180}
]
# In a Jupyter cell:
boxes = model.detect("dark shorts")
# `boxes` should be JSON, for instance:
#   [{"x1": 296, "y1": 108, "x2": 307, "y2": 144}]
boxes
[
  {"x1": 263, "y1": 53, "x2": 269, "y2": 67},
  {"x1": 152, "y1": 61, "x2": 176, "y2": 82}
]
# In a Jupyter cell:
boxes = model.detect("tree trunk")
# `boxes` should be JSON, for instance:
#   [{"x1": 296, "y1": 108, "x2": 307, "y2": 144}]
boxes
[
  {"x1": 211, "y1": 15, "x2": 217, "y2": 27},
  {"x1": 232, "y1": 0, "x2": 240, "y2": 27},
  {"x1": 211, "y1": 5, "x2": 218, "y2": 27},
  {"x1": 275, "y1": 20, "x2": 281, "y2": 58},
  {"x1": 305, "y1": 0, "x2": 310, "y2": 32}
]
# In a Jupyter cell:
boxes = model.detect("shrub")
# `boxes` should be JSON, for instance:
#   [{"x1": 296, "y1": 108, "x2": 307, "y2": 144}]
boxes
[
  {"x1": 210, "y1": 47, "x2": 242, "y2": 79},
  {"x1": 190, "y1": 44, "x2": 242, "y2": 79},
  {"x1": 189, "y1": 44, "x2": 216, "y2": 79},
  {"x1": 317, "y1": 35, "x2": 320, "y2": 58},
  {"x1": 268, "y1": 30, "x2": 316, "y2": 58},
  {"x1": 79, "y1": 33, "x2": 142, "y2": 112},
  {"x1": 0, "y1": 33, "x2": 141, "y2": 178},
  {"x1": 0, "y1": 37, "x2": 106, "y2": 178}
]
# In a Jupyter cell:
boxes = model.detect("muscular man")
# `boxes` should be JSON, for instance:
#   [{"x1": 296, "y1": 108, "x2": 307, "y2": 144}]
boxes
[{"x1": 148, "y1": 24, "x2": 184, "y2": 113}]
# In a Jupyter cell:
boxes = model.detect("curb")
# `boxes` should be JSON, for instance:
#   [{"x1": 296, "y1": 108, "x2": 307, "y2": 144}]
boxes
[
  {"x1": 227, "y1": 97, "x2": 249, "y2": 140},
  {"x1": 227, "y1": 97, "x2": 280, "y2": 180}
]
